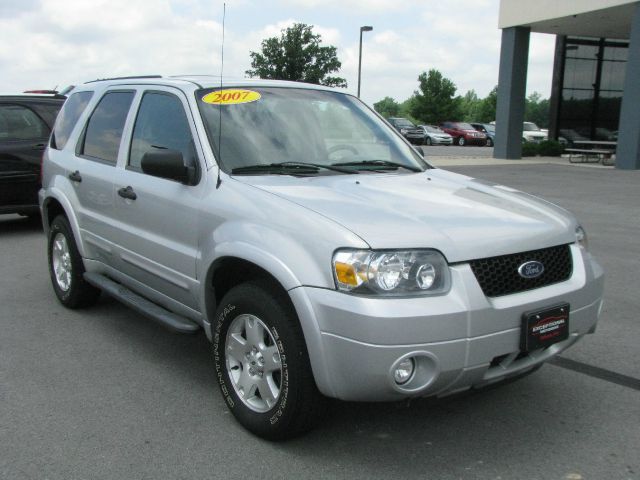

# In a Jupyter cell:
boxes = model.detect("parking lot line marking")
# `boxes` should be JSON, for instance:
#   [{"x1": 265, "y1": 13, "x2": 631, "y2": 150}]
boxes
[{"x1": 550, "y1": 356, "x2": 640, "y2": 392}]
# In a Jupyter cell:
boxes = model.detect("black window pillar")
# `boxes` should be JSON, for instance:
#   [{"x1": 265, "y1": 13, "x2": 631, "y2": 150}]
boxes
[
  {"x1": 494, "y1": 26, "x2": 530, "y2": 159},
  {"x1": 548, "y1": 35, "x2": 566, "y2": 141},
  {"x1": 616, "y1": 3, "x2": 640, "y2": 169}
]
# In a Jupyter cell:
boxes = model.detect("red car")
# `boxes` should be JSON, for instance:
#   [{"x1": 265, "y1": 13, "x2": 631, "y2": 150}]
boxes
[{"x1": 440, "y1": 121, "x2": 487, "y2": 146}]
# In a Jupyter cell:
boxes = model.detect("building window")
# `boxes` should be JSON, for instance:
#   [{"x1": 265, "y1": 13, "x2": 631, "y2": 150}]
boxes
[{"x1": 557, "y1": 37, "x2": 628, "y2": 143}]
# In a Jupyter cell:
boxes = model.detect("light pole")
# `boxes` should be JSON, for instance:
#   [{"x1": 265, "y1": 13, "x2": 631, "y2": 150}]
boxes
[{"x1": 357, "y1": 25, "x2": 373, "y2": 98}]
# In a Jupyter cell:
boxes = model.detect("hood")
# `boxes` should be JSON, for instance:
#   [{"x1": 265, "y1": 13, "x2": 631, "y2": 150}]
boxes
[{"x1": 235, "y1": 170, "x2": 576, "y2": 263}]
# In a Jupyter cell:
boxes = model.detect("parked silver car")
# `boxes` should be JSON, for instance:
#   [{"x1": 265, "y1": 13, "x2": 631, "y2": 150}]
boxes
[
  {"x1": 40, "y1": 76, "x2": 604, "y2": 440},
  {"x1": 418, "y1": 125, "x2": 453, "y2": 145}
]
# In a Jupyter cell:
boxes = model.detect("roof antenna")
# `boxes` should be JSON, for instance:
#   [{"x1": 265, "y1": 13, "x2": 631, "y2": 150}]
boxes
[{"x1": 216, "y1": 2, "x2": 226, "y2": 190}]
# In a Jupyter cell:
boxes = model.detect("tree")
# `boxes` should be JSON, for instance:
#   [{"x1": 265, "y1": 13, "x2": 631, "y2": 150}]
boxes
[
  {"x1": 373, "y1": 97, "x2": 400, "y2": 118},
  {"x1": 246, "y1": 23, "x2": 347, "y2": 88},
  {"x1": 525, "y1": 92, "x2": 550, "y2": 128},
  {"x1": 460, "y1": 90, "x2": 481, "y2": 122},
  {"x1": 477, "y1": 86, "x2": 498, "y2": 123},
  {"x1": 409, "y1": 69, "x2": 462, "y2": 124}
]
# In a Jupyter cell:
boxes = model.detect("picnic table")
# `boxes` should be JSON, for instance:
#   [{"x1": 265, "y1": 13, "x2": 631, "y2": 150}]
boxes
[{"x1": 566, "y1": 140, "x2": 616, "y2": 165}]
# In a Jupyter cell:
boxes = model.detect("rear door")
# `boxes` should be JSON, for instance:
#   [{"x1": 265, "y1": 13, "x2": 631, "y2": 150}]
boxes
[
  {"x1": 109, "y1": 88, "x2": 203, "y2": 310},
  {"x1": 66, "y1": 90, "x2": 136, "y2": 263},
  {"x1": 0, "y1": 101, "x2": 52, "y2": 210}
]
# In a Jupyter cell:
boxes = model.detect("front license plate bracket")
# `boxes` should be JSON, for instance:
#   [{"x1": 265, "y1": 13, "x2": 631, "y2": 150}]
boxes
[{"x1": 521, "y1": 303, "x2": 570, "y2": 352}]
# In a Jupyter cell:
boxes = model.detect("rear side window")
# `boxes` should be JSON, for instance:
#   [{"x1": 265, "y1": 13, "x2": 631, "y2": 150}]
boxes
[
  {"x1": 51, "y1": 91, "x2": 93, "y2": 150},
  {"x1": 129, "y1": 92, "x2": 197, "y2": 171},
  {"x1": 80, "y1": 91, "x2": 134, "y2": 164},
  {"x1": 0, "y1": 104, "x2": 48, "y2": 141}
]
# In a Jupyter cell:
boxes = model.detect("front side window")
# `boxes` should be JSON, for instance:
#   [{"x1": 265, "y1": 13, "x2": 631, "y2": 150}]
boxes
[
  {"x1": 129, "y1": 92, "x2": 197, "y2": 171},
  {"x1": 0, "y1": 104, "x2": 48, "y2": 141},
  {"x1": 51, "y1": 91, "x2": 94, "y2": 150},
  {"x1": 81, "y1": 91, "x2": 134, "y2": 163},
  {"x1": 196, "y1": 87, "x2": 426, "y2": 173}
]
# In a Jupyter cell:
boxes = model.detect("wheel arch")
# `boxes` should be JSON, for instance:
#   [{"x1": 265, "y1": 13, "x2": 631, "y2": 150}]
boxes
[
  {"x1": 200, "y1": 248, "x2": 335, "y2": 397},
  {"x1": 41, "y1": 192, "x2": 86, "y2": 257}
]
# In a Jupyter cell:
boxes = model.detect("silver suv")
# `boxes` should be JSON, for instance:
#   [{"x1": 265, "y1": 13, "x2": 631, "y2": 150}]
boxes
[{"x1": 40, "y1": 76, "x2": 604, "y2": 440}]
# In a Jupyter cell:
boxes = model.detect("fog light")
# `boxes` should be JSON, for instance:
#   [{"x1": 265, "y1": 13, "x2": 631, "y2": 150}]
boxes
[{"x1": 394, "y1": 358, "x2": 415, "y2": 384}]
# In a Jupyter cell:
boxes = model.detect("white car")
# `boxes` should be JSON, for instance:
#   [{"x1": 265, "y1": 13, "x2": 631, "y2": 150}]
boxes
[
  {"x1": 523, "y1": 122, "x2": 548, "y2": 143},
  {"x1": 419, "y1": 125, "x2": 453, "y2": 145}
]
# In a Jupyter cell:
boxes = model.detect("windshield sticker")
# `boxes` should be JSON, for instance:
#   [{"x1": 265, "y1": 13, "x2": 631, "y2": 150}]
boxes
[{"x1": 201, "y1": 89, "x2": 261, "y2": 105}]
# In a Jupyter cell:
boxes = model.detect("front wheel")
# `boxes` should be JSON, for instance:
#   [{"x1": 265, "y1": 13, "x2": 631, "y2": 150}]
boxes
[
  {"x1": 457, "y1": 136, "x2": 465, "y2": 146},
  {"x1": 48, "y1": 215, "x2": 100, "y2": 308},
  {"x1": 486, "y1": 137, "x2": 493, "y2": 147},
  {"x1": 212, "y1": 281, "x2": 325, "y2": 440},
  {"x1": 425, "y1": 137, "x2": 432, "y2": 146}
]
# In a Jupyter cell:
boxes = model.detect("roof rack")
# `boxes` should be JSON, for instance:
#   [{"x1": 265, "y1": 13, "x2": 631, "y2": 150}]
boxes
[{"x1": 84, "y1": 75, "x2": 163, "y2": 84}]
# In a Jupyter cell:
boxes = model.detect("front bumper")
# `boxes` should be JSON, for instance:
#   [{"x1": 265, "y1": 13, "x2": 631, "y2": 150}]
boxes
[
  {"x1": 464, "y1": 135, "x2": 487, "y2": 145},
  {"x1": 430, "y1": 136, "x2": 453, "y2": 145},
  {"x1": 290, "y1": 245, "x2": 604, "y2": 401}
]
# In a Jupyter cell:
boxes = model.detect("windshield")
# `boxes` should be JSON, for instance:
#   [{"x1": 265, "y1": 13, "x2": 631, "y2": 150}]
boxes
[
  {"x1": 197, "y1": 87, "x2": 426, "y2": 174},
  {"x1": 392, "y1": 118, "x2": 416, "y2": 128},
  {"x1": 484, "y1": 124, "x2": 495, "y2": 133},
  {"x1": 423, "y1": 125, "x2": 443, "y2": 133},
  {"x1": 523, "y1": 122, "x2": 540, "y2": 131}
]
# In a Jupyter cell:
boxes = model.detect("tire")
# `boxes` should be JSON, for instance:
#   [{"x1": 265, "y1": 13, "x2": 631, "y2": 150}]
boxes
[
  {"x1": 486, "y1": 137, "x2": 493, "y2": 147},
  {"x1": 425, "y1": 137, "x2": 432, "y2": 146},
  {"x1": 457, "y1": 136, "x2": 465, "y2": 146},
  {"x1": 48, "y1": 215, "x2": 100, "y2": 308},
  {"x1": 212, "y1": 281, "x2": 325, "y2": 440}
]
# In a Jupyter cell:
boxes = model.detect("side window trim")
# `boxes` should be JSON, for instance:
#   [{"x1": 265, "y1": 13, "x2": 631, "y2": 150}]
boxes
[
  {"x1": 75, "y1": 89, "x2": 135, "y2": 166},
  {"x1": 126, "y1": 88, "x2": 202, "y2": 185}
]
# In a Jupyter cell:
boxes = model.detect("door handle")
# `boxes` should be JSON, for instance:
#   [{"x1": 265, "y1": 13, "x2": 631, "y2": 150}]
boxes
[
  {"x1": 118, "y1": 186, "x2": 137, "y2": 200},
  {"x1": 68, "y1": 170, "x2": 82, "y2": 182}
]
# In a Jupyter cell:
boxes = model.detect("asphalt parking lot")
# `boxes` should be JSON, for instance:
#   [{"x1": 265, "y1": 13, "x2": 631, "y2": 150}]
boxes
[{"x1": 1, "y1": 163, "x2": 639, "y2": 480}]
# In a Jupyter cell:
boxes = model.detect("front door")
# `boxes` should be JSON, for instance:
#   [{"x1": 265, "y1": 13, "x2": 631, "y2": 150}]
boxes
[{"x1": 110, "y1": 88, "x2": 203, "y2": 311}]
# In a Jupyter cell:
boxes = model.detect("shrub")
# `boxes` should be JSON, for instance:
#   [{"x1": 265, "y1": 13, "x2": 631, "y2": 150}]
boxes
[
  {"x1": 521, "y1": 142, "x2": 539, "y2": 157},
  {"x1": 538, "y1": 140, "x2": 565, "y2": 157}
]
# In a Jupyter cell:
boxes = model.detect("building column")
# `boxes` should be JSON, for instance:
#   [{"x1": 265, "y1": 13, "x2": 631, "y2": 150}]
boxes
[
  {"x1": 615, "y1": 3, "x2": 640, "y2": 170},
  {"x1": 494, "y1": 27, "x2": 530, "y2": 160}
]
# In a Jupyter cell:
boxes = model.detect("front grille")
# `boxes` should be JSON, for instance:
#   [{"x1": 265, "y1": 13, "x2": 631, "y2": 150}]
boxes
[{"x1": 469, "y1": 244, "x2": 573, "y2": 297}]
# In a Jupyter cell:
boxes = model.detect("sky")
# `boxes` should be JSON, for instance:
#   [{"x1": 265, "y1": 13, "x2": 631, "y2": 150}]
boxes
[{"x1": 0, "y1": 0, "x2": 556, "y2": 106}]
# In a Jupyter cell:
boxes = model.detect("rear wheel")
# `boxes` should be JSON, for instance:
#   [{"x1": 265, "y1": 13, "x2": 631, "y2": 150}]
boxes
[
  {"x1": 48, "y1": 215, "x2": 100, "y2": 308},
  {"x1": 486, "y1": 137, "x2": 493, "y2": 147},
  {"x1": 213, "y1": 281, "x2": 325, "y2": 440}
]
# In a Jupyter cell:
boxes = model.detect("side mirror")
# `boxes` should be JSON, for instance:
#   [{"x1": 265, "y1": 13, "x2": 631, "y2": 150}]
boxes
[{"x1": 141, "y1": 149, "x2": 194, "y2": 184}]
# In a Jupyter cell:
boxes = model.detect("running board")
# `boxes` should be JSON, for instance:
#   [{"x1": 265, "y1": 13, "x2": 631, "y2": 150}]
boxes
[{"x1": 83, "y1": 272, "x2": 200, "y2": 334}]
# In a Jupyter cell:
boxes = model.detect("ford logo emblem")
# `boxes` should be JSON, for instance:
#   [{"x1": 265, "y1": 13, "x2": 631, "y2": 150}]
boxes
[{"x1": 518, "y1": 260, "x2": 544, "y2": 279}]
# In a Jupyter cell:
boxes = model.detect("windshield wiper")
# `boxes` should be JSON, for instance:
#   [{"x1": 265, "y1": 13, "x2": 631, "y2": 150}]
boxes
[
  {"x1": 231, "y1": 161, "x2": 357, "y2": 175},
  {"x1": 332, "y1": 160, "x2": 423, "y2": 172}
]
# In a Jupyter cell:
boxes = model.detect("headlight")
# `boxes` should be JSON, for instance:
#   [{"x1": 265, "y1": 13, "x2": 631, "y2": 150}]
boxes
[
  {"x1": 400, "y1": 128, "x2": 408, "y2": 134},
  {"x1": 576, "y1": 226, "x2": 588, "y2": 250},
  {"x1": 332, "y1": 249, "x2": 451, "y2": 296}
]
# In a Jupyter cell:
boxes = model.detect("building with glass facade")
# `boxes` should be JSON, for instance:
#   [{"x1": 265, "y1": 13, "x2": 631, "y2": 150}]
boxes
[
  {"x1": 495, "y1": 0, "x2": 640, "y2": 170},
  {"x1": 550, "y1": 36, "x2": 628, "y2": 143}
]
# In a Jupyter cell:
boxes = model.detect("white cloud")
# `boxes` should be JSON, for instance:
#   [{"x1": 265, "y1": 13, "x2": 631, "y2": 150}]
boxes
[{"x1": 0, "y1": 0, "x2": 555, "y2": 106}]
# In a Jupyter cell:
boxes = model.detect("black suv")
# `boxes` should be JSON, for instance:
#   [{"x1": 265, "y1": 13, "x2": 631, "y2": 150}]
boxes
[
  {"x1": 1, "y1": 93, "x2": 65, "y2": 217},
  {"x1": 387, "y1": 117, "x2": 425, "y2": 145}
]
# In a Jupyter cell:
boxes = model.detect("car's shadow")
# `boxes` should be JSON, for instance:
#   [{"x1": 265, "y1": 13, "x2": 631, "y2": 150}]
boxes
[
  {"x1": 82, "y1": 294, "x2": 590, "y2": 475},
  {"x1": 0, "y1": 214, "x2": 43, "y2": 236}
]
